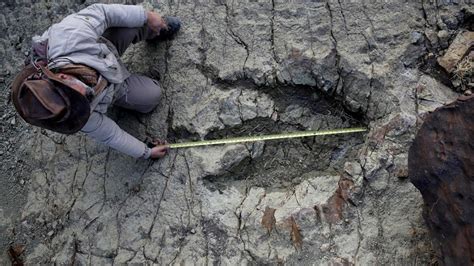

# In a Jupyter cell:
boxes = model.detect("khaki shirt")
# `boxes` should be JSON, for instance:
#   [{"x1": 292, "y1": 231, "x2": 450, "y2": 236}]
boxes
[{"x1": 42, "y1": 4, "x2": 151, "y2": 159}]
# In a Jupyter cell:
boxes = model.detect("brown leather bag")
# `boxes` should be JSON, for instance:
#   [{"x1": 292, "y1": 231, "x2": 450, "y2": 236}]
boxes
[{"x1": 11, "y1": 63, "x2": 107, "y2": 134}]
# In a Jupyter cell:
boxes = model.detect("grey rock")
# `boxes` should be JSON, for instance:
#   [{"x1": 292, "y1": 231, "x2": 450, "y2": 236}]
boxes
[
  {"x1": 0, "y1": 14, "x2": 6, "y2": 29},
  {"x1": 280, "y1": 104, "x2": 307, "y2": 122},
  {"x1": 218, "y1": 90, "x2": 243, "y2": 127},
  {"x1": 0, "y1": 1, "x2": 472, "y2": 265},
  {"x1": 248, "y1": 141, "x2": 264, "y2": 159},
  {"x1": 344, "y1": 161, "x2": 363, "y2": 178},
  {"x1": 189, "y1": 144, "x2": 250, "y2": 177},
  {"x1": 437, "y1": 19, "x2": 448, "y2": 31},
  {"x1": 411, "y1": 31, "x2": 423, "y2": 44},
  {"x1": 425, "y1": 29, "x2": 439, "y2": 47},
  {"x1": 437, "y1": 30, "x2": 450, "y2": 49},
  {"x1": 441, "y1": 14, "x2": 460, "y2": 30}
]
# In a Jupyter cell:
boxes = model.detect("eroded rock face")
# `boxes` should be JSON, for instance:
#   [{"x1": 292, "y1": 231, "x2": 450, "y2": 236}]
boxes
[
  {"x1": 0, "y1": 0, "x2": 472, "y2": 265},
  {"x1": 409, "y1": 95, "x2": 474, "y2": 265}
]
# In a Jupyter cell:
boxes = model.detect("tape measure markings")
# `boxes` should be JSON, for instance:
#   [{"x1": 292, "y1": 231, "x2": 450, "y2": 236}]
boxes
[{"x1": 169, "y1": 127, "x2": 367, "y2": 149}]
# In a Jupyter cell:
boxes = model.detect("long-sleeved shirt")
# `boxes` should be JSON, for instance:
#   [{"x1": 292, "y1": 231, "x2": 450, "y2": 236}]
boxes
[{"x1": 40, "y1": 4, "x2": 152, "y2": 159}]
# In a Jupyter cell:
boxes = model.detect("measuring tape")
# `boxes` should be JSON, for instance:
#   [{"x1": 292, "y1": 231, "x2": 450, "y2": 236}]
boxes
[{"x1": 169, "y1": 127, "x2": 367, "y2": 149}]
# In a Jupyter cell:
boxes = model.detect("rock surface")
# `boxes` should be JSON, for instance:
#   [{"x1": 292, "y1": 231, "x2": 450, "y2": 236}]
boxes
[
  {"x1": 409, "y1": 95, "x2": 474, "y2": 265},
  {"x1": 0, "y1": 0, "x2": 472, "y2": 264}
]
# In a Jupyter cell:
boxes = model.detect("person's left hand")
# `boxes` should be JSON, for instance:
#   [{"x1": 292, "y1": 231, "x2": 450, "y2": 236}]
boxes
[{"x1": 147, "y1": 11, "x2": 168, "y2": 34}]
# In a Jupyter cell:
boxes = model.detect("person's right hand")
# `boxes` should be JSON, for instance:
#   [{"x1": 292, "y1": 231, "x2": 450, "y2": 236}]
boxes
[
  {"x1": 151, "y1": 145, "x2": 169, "y2": 159},
  {"x1": 150, "y1": 139, "x2": 169, "y2": 159}
]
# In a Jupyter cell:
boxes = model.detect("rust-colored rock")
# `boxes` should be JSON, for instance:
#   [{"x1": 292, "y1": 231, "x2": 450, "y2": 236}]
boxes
[
  {"x1": 322, "y1": 178, "x2": 354, "y2": 224},
  {"x1": 261, "y1": 207, "x2": 276, "y2": 234},
  {"x1": 409, "y1": 95, "x2": 474, "y2": 265}
]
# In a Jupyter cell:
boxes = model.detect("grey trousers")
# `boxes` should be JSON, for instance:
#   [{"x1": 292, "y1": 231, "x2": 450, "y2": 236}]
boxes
[{"x1": 102, "y1": 26, "x2": 162, "y2": 113}]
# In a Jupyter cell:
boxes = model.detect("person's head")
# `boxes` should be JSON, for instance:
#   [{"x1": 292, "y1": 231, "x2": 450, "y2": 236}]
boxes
[{"x1": 11, "y1": 65, "x2": 92, "y2": 134}]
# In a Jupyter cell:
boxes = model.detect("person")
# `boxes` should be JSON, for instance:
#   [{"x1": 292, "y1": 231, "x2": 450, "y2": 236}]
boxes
[{"x1": 10, "y1": 4, "x2": 181, "y2": 159}]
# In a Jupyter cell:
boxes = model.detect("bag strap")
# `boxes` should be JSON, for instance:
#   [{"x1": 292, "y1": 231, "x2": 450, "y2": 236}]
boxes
[{"x1": 54, "y1": 64, "x2": 108, "y2": 98}]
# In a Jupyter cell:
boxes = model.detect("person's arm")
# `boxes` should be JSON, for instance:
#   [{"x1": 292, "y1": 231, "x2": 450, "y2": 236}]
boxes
[
  {"x1": 74, "y1": 4, "x2": 166, "y2": 36},
  {"x1": 75, "y1": 4, "x2": 147, "y2": 36},
  {"x1": 46, "y1": 4, "x2": 166, "y2": 59},
  {"x1": 82, "y1": 112, "x2": 168, "y2": 159}
]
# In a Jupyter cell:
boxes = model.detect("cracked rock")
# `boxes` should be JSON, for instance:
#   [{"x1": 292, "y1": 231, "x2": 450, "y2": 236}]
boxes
[{"x1": 1, "y1": 1, "x2": 473, "y2": 265}]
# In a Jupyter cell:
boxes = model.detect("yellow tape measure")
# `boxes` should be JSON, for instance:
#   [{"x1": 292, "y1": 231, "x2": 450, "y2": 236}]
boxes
[{"x1": 169, "y1": 127, "x2": 367, "y2": 149}]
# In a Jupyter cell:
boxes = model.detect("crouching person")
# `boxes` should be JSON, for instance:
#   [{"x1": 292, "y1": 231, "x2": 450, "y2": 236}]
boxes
[{"x1": 10, "y1": 4, "x2": 181, "y2": 159}]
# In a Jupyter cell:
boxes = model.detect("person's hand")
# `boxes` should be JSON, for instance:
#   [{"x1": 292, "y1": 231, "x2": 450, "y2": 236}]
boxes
[
  {"x1": 150, "y1": 139, "x2": 169, "y2": 159},
  {"x1": 147, "y1": 11, "x2": 168, "y2": 34}
]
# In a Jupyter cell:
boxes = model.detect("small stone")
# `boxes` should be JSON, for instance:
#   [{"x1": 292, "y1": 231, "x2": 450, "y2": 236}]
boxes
[
  {"x1": 131, "y1": 184, "x2": 141, "y2": 193},
  {"x1": 437, "y1": 19, "x2": 448, "y2": 31},
  {"x1": 452, "y1": 79, "x2": 462, "y2": 88},
  {"x1": 19, "y1": 179, "x2": 25, "y2": 185},
  {"x1": 311, "y1": 93, "x2": 321, "y2": 101},
  {"x1": 424, "y1": 29, "x2": 438, "y2": 46},
  {"x1": 344, "y1": 162, "x2": 363, "y2": 177},
  {"x1": 249, "y1": 141, "x2": 264, "y2": 159},
  {"x1": 10, "y1": 117, "x2": 16, "y2": 125},
  {"x1": 190, "y1": 228, "x2": 196, "y2": 234},
  {"x1": 395, "y1": 167, "x2": 409, "y2": 179},
  {"x1": 36, "y1": 216, "x2": 44, "y2": 224},
  {"x1": 442, "y1": 15, "x2": 459, "y2": 30},
  {"x1": 437, "y1": 30, "x2": 450, "y2": 48},
  {"x1": 411, "y1": 31, "x2": 423, "y2": 44},
  {"x1": 271, "y1": 111, "x2": 278, "y2": 121},
  {"x1": 320, "y1": 243, "x2": 331, "y2": 252},
  {"x1": 344, "y1": 219, "x2": 350, "y2": 223},
  {"x1": 464, "y1": 90, "x2": 472, "y2": 96},
  {"x1": 47, "y1": 230, "x2": 54, "y2": 236}
]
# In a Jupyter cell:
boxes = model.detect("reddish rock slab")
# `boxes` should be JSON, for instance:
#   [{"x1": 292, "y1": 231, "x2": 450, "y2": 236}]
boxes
[{"x1": 409, "y1": 95, "x2": 474, "y2": 265}]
